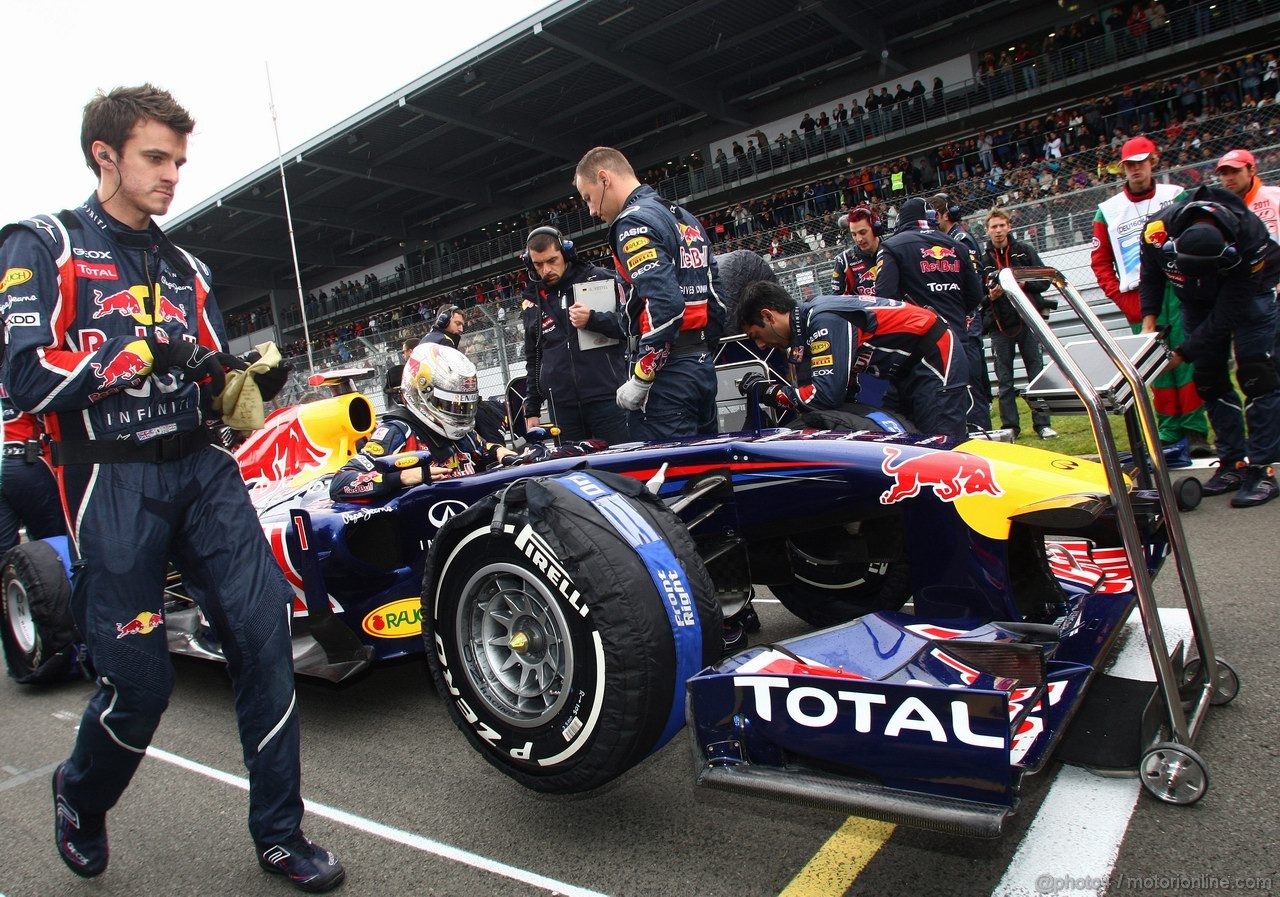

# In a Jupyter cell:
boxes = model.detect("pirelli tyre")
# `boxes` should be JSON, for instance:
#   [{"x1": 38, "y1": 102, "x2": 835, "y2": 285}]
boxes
[
  {"x1": 1, "y1": 540, "x2": 85, "y2": 684},
  {"x1": 423, "y1": 469, "x2": 721, "y2": 793},
  {"x1": 770, "y1": 518, "x2": 912, "y2": 628}
]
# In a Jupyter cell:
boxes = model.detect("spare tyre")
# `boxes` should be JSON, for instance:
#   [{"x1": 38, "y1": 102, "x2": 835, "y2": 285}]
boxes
[
  {"x1": 1, "y1": 540, "x2": 86, "y2": 684},
  {"x1": 422, "y1": 469, "x2": 721, "y2": 793}
]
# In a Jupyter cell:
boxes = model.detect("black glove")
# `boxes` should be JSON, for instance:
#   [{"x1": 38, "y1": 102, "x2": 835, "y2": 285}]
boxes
[
  {"x1": 243, "y1": 350, "x2": 291, "y2": 402},
  {"x1": 501, "y1": 441, "x2": 550, "y2": 466},
  {"x1": 738, "y1": 371, "x2": 785, "y2": 407},
  {"x1": 147, "y1": 336, "x2": 244, "y2": 397}
]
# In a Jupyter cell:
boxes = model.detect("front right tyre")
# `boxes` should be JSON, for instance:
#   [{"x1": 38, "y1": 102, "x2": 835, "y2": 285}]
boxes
[{"x1": 1, "y1": 540, "x2": 84, "y2": 684}]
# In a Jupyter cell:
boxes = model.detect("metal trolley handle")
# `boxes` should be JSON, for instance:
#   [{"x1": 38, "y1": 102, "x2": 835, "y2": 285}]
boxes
[{"x1": 998, "y1": 266, "x2": 1218, "y2": 753}]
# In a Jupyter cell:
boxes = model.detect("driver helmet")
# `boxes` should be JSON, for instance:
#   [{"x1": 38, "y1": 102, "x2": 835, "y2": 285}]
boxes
[{"x1": 401, "y1": 343, "x2": 479, "y2": 440}]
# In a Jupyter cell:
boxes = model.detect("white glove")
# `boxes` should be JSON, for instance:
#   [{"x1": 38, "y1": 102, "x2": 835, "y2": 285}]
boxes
[{"x1": 616, "y1": 376, "x2": 653, "y2": 412}]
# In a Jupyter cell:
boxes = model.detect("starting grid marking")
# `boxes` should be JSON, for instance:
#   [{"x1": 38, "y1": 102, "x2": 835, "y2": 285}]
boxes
[{"x1": 145, "y1": 746, "x2": 610, "y2": 897}]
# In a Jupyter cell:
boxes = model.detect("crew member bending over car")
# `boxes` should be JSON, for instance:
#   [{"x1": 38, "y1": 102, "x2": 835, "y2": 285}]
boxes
[
  {"x1": 735, "y1": 282, "x2": 970, "y2": 440},
  {"x1": 331, "y1": 343, "x2": 524, "y2": 501},
  {"x1": 1139, "y1": 185, "x2": 1280, "y2": 508}
]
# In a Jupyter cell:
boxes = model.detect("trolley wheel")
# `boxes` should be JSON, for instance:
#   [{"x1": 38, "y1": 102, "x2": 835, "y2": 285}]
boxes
[
  {"x1": 1174, "y1": 476, "x2": 1202, "y2": 512},
  {"x1": 1180, "y1": 656, "x2": 1240, "y2": 706},
  {"x1": 1140, "y1": 742, "x2": 1209, "y2": 805}
]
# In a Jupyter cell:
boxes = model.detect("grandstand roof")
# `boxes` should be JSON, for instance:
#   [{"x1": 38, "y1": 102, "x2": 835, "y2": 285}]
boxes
[{"x1": 166, "y1": 0, "x2": 1075, "y2": 301}]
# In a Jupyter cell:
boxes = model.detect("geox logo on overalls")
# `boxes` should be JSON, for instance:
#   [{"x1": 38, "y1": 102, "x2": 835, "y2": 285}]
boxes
[{"x1": 513, "y1": 525, "x2": 588, "y2": 616}]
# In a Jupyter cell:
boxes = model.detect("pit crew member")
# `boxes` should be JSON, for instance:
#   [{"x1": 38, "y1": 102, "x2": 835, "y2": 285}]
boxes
[
  {"x1": 736, "y1": 281, "x2": 969, "y2": 440},
  {"x1": 0, "y1": 403, "x2": 66, "y2": 551},
  {"x1": 330, "y1": 343, "x2": 523, "y2": 501},
  {"x1": 574, "y1": 147, "x2": 726, "y2": 440},
  {"x1": 1140, "y1": 186, "x2": 1280, "y2": 507},
  {"x1": 1091, "y1": 136, "x2": 1210, "y2": 454},
  {"x1": 520, "y1": 225, "x2": 628, "y2": 444},
  {"x1": 928, "y1": 192, "x2": 992, "y2": 431},
  {"x1": 419, "y1": 304, "x2": 465, "y2": 349},
  {"x1": 0, "y1": 84, "x2": 338, "y2": 891},
  {"x1": 873, "y1": 196, "x2": 983, "y2": 433},
  {"x1": 829, "y1": 205, "x2": 884, "y2": 297}
]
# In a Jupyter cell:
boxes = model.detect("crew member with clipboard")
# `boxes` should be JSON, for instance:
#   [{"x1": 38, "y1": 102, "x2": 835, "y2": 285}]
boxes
[{"x1": 519, "y1": 226, "x2": 629, "y2": 444}]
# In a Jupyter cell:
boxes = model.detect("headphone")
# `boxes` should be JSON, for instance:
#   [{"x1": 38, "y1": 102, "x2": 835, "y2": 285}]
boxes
[
  {"x1": 932, "y1": 192, "x2": 962, "y2": 223},
  {"x1": 98, "y1": 150, "x2": 115, "y2": 166},
  {"x1": 434, "y1": 304, "x2": 461, "y2": 331},
  {"x1": 1161, "y1": 200, "x2": 1242, "y2": 271},
  {"x1": 847, "y1": 205, "x2": 886, "y2": 237},
  {"x1": 520, "y1": 226, "x2": 577, "y2": 280}
]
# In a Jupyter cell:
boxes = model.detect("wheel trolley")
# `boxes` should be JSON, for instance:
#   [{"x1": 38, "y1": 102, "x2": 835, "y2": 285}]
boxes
[{"x1": 1002, "y1": 266, "x2": 1238, "y2": 805}]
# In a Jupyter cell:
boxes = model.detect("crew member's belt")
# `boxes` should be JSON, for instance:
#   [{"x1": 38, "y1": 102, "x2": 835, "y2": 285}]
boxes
[
  {"x1": 628, "y1": 328, "x2": 710, "y2": 359},
  {"x1": 52, "y1": 428, "x2": 212, "y2": 466},
  {"x1": 3, "y1": 441, "x2": 40, "y2": 462}
]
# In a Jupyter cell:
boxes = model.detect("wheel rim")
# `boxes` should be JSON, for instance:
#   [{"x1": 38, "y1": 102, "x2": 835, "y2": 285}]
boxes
[
  {"x1": 1140, "y1": 746, "x2": 1207, "y2": 804},
  {"x1": 5, "y1": 577, "x2": 38, "y2": 655},
  {"x1": 456, "y1": 561, "x2": 574, "y2": 728}
]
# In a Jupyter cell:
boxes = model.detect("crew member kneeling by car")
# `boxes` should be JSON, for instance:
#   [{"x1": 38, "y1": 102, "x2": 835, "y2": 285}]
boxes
[
  {"x1": 331, "y1": 343, "x2": 531, "y2": 501},
  {"x1": 735, "y1": 282, "x2": 970, "y2": 441}
]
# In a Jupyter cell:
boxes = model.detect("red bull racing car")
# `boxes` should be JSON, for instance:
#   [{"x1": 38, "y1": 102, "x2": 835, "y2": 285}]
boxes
[{"x1": 1, "y1": 361, "x2": 1180, "y2": 832}]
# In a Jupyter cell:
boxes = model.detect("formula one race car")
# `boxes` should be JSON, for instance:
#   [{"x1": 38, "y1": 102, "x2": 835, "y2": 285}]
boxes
[{"x1": 1, "y1": 353, "x2": 1176, "y2": 818}]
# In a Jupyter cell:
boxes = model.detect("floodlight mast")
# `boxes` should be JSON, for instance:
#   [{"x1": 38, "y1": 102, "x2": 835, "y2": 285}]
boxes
[{"x1": 266, "y1": 62, "x2": 315, "y2": 377}]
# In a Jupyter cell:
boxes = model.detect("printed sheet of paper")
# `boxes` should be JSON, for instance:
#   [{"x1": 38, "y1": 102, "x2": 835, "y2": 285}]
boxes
[{"x1": 572, "y1": 279, "x2": 621, "y2": 351}]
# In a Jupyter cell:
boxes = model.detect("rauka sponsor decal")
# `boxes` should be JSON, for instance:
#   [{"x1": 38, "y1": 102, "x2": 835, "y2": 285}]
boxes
[{"x1": 362, "y1": 597, "x2": 422, "y2": 638}]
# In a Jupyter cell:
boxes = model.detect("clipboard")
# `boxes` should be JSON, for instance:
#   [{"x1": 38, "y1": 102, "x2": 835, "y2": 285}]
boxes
[{"x1": 572, "y1": 280, "x2": 621, "y2": 351}]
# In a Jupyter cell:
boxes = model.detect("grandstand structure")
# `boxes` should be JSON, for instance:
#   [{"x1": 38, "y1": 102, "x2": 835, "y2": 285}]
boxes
[{"x1": 165, "y1": 0, "x2": 1280, "y2": 410}]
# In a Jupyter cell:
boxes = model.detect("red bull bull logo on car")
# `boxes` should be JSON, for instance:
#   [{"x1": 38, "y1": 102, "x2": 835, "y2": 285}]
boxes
[
  {"x1": 879, "y1": 446, "x2": 1003, "y2": 504},
  {"x1": 91, "y1": 349, "x2": 149, "y2": 390},
  {"x1": 115, "y1": 611, "x2": 164, "y2": 639},
  {"x1": 92, "y1": 287, "x2": 146, "y2": 319}
]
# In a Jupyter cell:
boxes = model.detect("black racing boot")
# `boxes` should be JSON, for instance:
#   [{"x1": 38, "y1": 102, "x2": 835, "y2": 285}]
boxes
[
  {"x1": 1202, "y1": 460, "x2": 1246, "y2": 496},
  {"x1": 1230, "y1": 464, "x2": 1278, "y2": 508},
  {"x1": 53, "y1": 763, "x2": 108, "y2": 878},
  {"x1": 258, "y1": 834, "x2": 345, "y2": 893}
]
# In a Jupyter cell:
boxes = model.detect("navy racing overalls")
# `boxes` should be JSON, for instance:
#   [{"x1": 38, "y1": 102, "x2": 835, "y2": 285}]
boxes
[{"x1": 0, "y1": 195, "x2": 303, "y2": 846}]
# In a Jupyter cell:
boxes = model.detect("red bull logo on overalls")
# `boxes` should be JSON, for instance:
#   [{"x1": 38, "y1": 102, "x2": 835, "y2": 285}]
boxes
[
  {"x1": 92, "y1": 287, "x2": 147, "y2": 319},
  {"x1": 157, "y1": 296, "x2": 188, "y2": 327},
  {"x1": 115, "y1": 611, "x2": 164, "y2": 639},
  {"x1": 90, "y1": 349, "x2": 149, "y2": 390},
  {"x1": 879, "y1": 446, "x2": 1003, "y2": 504}
]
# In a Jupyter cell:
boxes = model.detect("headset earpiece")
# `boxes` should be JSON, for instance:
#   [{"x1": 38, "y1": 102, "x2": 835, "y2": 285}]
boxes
[
  {"x1": 848, "y1": 205, "x2": 886, "y2": 237},
  {"x1": 521, "y1": 226, "x2": 576, "y2": 279},
  {"x1": 98, "y1": 151, "x2": 113, "y2": 165},
  {"x1": 434, "y1": 304, "x2": 461, "y2": 330}
]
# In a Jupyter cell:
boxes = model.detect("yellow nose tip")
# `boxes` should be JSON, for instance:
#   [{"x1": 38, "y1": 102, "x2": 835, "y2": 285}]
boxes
[{"x1": 509, "y1": 631, "x2": 529, "y2": 653}]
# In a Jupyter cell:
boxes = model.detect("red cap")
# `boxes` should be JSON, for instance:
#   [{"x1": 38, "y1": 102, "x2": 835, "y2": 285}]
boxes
[
  {"x1": 1215, "y1": 149, "x2": 1256, "y2": 171},
  {"x1": 1120, "y1": 136, "x2": 1157, "y2": 162}
]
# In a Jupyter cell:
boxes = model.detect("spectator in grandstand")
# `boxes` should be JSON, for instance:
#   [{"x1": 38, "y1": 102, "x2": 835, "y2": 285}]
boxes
[
  {"x1": 419, "y1": 304, "x2": 465, "y2": 350},
  {"x1": 575, "y1": 146, "x2": 724, "y2": 441},
  {"x1": 735, "y1": 281, "x2": 969, "y2": 439},
  {"x1": 1215, "y1": 148, "x2": 1280, "y2": 241},
  {"x1": 1139, "y1": 185, "x2": 1280, "y2": 507},
  {"x1": 519, "y1": 225, "x2": 629, "y2": 445},
  {"x1": 830, "y1": 205, "x2": 886, "y2": 297},
  {"x1": 1090, "y1": 136, "x2": 1211, "y2": 454},
  {"x1": 928, "y1": 193, "x2": 991, "y2": 431},
  {"x1": 980, "y1": 208, "x2": 1059, "y2": 440},
  {"x1": 383, "y1": 338, "x2": 416, "y2": 406},
  {"x1": 874, "y1": 197, "x2": 979, "y2": 433}
]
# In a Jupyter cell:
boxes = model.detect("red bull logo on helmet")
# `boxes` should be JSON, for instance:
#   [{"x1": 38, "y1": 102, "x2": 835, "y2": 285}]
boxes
[
  {"x1": 90, "y1": 349, "x2": 149, "y2": 390},
  {"x1": 879, "y1": 446, "x2": 1003, "y2": 504},
  {"x1": 115, "y1": 611, "x2": 164, "y2": 639}
]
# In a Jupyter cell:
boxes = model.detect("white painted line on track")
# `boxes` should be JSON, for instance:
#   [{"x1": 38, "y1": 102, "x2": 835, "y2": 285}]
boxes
[
  {"x1": 147, "y1": 746, "x2": 611, "y2": 897},
  {"x1": 992, "y1": 608, "x2": 1194, "y2": 897}
]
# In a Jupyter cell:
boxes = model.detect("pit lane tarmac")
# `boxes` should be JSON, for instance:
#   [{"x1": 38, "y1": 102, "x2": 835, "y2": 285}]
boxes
[{"x1": 2, "y1": 477, "x2": 1277, "y2": 897}]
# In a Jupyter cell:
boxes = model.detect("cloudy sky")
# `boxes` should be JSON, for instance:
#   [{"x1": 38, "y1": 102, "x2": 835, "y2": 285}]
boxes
[{"x1": 0, "y1": 0, "x2": 553, "y2": 225}]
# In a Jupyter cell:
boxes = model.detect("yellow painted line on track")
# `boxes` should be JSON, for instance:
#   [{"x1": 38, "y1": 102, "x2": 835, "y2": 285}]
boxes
[{"x1": 777, "y1": 816, "x2": 895, "y2": 897}]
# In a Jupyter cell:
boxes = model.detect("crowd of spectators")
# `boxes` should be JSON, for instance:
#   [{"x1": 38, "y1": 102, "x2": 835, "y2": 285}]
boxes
[{"x1": 270, "y1": 43, "x2": 1279, "y2": 368}]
